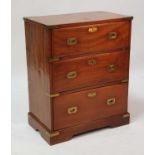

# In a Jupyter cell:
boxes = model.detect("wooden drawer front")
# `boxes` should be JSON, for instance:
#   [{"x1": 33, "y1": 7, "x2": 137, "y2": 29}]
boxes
[
  {"x1": 52, "y1": 21, "x2": 130, "y2": 56},
  {"x1": 52, "y1": 51, "x2": 129, "y2": 92},
  {"x1": 53, "y1": 83, "x2": 128, "y2": 130}
]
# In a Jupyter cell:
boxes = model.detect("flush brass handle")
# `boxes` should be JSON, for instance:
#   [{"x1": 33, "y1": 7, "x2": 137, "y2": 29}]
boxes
[
  {"x1": 67, "y1": 37, "x2": 78, "y2": 46},
  {"x1": 106, "y1": 98, "x2": 116, "y2": 106},
  {"x1": 87, "y1": 92, "x2": 97, "y2": 98},
  {"x1": 106, "y1": 64, "x2": 117, "y2": 72},
  {"x1": 88, "y1": 59, "x2": 96, "y2": 65},
  {"x1": 108, "y1": 32, "x2": 118, "y2": 40},
  {"x1": 67, "y1": 106, "x2": 78, "y2": 114},
  {"x1": 66, "y1": 71, "x2": 78, "y2": 79}
]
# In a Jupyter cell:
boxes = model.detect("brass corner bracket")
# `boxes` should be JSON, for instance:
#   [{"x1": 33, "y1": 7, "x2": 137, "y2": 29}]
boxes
[
  {"x1": 123, "y1": 113, "x2": 130, "y2": 118},
  {"x1": 46, "y1": 93, "x2": 60, "y2": 98},
  {"x1": 48, "y1": 57, "x2": 60, "y2": 62},
  {"x1": 45, "y1": 131, "x2": 60, "y2": 137},
  {"x1": 121, "y1": 79, "x2": 128, "y2": 83}
]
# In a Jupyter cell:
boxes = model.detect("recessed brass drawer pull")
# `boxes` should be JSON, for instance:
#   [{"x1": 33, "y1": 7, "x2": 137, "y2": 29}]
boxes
[
  {"x1": 67, "y1": 106, "x2": 78, "y2": 114},
  {"x1": 108, "y1": 32, "x2": 118, "y2": 40},
  {"x1": 88, "y1": 59, "x2": 96, "y2": 65},
  {"x1": 88, "y1": 27, "x2": 98, "y2": 33},
  {"x1": 67, "y1": 37, "x2": 78, "y2": 46},
  {"x1": 106, "y1": 64, "x2": 117, "y2": 72},
  {"x1": 87, "y1": 92, "x2": 97, "y2": 98},
  {"x1": 66, "y1": 71, "x2": 78, "y2": 79},
  {"x1": 106, "y1": 98, "x2": 116, "y2": 106}
]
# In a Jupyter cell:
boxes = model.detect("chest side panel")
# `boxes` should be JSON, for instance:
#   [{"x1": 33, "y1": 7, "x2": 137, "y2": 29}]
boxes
[{"x1": 24, "y1": 21, "x2": 53, "y2": 130}]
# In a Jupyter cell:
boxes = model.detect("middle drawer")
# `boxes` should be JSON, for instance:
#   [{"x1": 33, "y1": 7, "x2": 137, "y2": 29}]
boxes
[{"x1": 52, "y1": 51, "x2": 129, "y2": 92}]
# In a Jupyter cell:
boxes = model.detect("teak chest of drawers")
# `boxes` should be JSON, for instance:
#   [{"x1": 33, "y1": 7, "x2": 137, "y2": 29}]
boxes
[{"x1": 24, "y1": 11, "x2": 133, "y2": 145}]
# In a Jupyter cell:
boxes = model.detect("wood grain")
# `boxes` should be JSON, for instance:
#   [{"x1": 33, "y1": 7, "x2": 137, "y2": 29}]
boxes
[
  {"x1": 52, "y1": 51, "x2": 129, "y2": 92},
  {"x1": 53, "y1": 83, "x2": 128, "y2": 130},
  {"x1": 24, "y1": 20, "x2": 53, "y2": 130},
  {"x1": 24, "y1": 11, "x2": 132, "y2": 27},
  {"x1": 52, "y1": 21, "x2": 131, "y2": 56},
  {"x1": 28, "y1": 109, "x2": 130, "y2": 145},
  {"x1": 24, "y1": 11, "x2": 133, "y2": 145}
]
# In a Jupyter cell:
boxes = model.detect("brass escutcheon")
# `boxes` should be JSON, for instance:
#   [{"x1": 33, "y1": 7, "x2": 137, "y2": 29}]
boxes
[
  {"x1": 108, "y1": 32, "x2": 118, "y2": 40},
  {"x1": 66, "y1": 71, "x2": 77, "y2": 79},
  {"x1": 106, "y1": 64, "x2": 117, "y2": 72},
  {"x1": 88, "y1": 59, "x2": 97, "y2": 65},
  {"x1": 88, "y1": 27, "x2": 98, "y2": 33},
  {"x1": 87, "y1": 92, "x2": 97, "y2": 98},
  {"x1": 67, "y1": 37, "x2": 78, "y2": 46},
  {"x1": 106, "y1": 98, "x2": 116, "y2": 106},
  {"x1": 67, "y1": 106, "x2": 78, "y2": 114}
]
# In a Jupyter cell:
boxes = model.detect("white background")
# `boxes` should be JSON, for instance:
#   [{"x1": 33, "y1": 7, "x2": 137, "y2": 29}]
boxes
[{"x1": 12, "y1": 0, "x2": 144, "y2": 155}]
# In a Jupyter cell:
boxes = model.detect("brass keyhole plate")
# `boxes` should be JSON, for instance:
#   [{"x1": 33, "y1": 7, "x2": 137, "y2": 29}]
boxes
[
  {"x1": 88, "y1": 59, "x2": 97, "y2": 65},
  {"x1": 108, "y1": 32, "x2": 118, "y2": 40},
  {"x1": 106, "y1": 64, "x2": 117, "y2": 72},
  {"x1": 88, "y1": 27, "x2": 98, "y2": 33},
  {"x1": 67, "y1": 37, "x2": 78, "y2": 46},
  {"x1": 87, "y1": 92, "x2": 97, "y2": 98}
]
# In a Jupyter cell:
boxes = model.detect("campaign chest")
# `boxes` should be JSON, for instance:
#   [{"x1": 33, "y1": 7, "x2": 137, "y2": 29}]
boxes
[{"x1": 24, "y1": 11, "x2": 133, "y2": 145}]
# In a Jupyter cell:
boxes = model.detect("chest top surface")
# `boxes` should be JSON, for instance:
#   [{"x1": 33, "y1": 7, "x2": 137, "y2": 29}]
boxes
[{"x1": 24, "y1": 11, "x2": 132, "y2": 27}]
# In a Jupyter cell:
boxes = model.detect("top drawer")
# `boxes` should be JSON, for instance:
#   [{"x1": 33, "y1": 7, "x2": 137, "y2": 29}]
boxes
[{"x1": 52, "y1": 21, "x2": 131, "y2": 57}]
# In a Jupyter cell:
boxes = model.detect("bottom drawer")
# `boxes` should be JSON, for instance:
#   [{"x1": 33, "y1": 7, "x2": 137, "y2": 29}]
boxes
[{"x1": 53, "y1": 83, "x2": 128, "y2": 130}]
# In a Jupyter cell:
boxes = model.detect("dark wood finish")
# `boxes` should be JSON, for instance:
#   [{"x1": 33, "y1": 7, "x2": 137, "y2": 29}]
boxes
[
  {"x1": 24, "y1": 11, "x2": 133, "y2": 145},
  {"x1": 52, "y1": 51, "x2": 129, "y2": 92},
  {"x1": 53, "y1": 83, "x2": 128, "y2": 130},
  {"x1": 52, "y1": 21, "x2": 130, "y2": 57}
]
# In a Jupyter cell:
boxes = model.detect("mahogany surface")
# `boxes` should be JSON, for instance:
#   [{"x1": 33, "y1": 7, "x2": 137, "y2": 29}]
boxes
[
  {"x1": 52, "y1": 21, "x2": 131, "y2": 56},
  {"x1": 53, "y1": 83, "x2": 128, "y2": 130},
  {"x1": 24, "y1": 11, "x2": 132, "y2": 27},
  {"x1": 52, "y1": 51, "x2": 129, "y2": 92},
  {"x1": 24, "y1": 21, "x2": 53, "y2": 130},
  {"x1": 24, "y1": 11, "x2": 133, "y2": 145}
]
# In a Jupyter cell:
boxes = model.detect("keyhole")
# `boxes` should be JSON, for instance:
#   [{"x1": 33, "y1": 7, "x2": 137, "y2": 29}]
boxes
[{"x1": 67, "y1": 37, "x2": 78, "y2": 45}]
